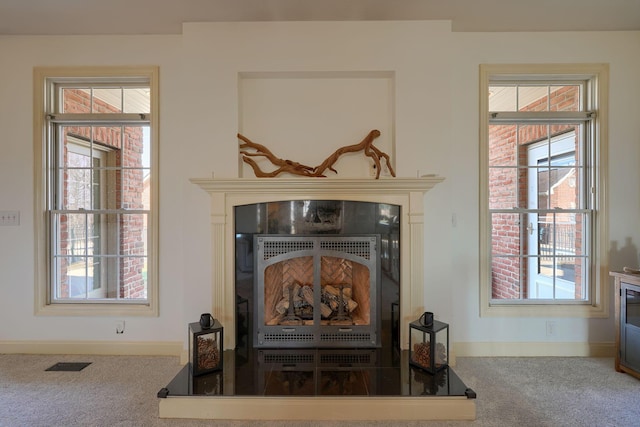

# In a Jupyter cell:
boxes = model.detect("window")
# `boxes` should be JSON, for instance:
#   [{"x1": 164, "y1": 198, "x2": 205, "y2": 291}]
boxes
[
  {"x1": 479, "y1": 64, "x2": 608, "y2": 317},
  {"x1": 34, "y1": 67, "x2": 159, "y2": 316}
]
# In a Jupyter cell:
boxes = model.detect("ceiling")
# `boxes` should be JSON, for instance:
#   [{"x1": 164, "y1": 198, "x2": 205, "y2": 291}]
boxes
[{"x1": 1, "y1": 0, "x2": 639, "y2": 36}]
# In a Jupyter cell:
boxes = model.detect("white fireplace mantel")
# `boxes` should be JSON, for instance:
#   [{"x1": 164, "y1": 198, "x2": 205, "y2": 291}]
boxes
[{"x1": 190, "y1": 176, "x2": 444, "y2": 349}]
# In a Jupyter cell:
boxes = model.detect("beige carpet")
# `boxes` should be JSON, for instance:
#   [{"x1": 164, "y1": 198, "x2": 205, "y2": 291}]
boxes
[{"x1": 1, "y1": 353, "x2": 638, "y2": 426}]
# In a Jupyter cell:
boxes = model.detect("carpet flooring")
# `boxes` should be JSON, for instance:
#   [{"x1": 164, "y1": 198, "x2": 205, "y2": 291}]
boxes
[{"x1": 1, "y1": 354, "x2": 638, "y2": 426}]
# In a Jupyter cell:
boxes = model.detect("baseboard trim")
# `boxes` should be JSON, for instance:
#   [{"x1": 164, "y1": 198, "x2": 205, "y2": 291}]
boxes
[
  {"x1": 0, "y1": 340, "x2": 614, "y2": 358},
  {"x1": 454, "y1": 341, "x2": 615, "y2": 357},
  {"x1": 0, "y1": 340, "x2": 183, "y2": 357}
]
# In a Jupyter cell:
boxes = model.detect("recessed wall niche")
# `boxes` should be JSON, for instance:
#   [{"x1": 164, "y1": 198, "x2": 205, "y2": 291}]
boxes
[{"x1": 238, "y1": 71, "x2": 395, "y2": 178}]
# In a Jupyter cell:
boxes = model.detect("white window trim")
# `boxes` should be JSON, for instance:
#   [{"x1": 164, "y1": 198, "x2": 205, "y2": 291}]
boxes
[
  {"x1": 479, "y1": 63, "x2": 609, "y2": 318},
  {"x1": 33, "y1": 66, "x2": 159, "y2": 317}
]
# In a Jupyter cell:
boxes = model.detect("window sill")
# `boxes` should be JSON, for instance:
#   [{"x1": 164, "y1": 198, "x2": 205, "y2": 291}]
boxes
[
  {"x1": 481, "y1": 302, "x2": 608, "y2": 318},
  {"x1": 35, "y1": 302, "x2": 157, "y2": 317}
]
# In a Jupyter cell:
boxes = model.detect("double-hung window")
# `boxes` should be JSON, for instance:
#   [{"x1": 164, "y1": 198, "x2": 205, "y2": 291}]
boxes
[
  {"x1": 34, "y1": 67, "x2": 159, "y2": 315},
  {"x1": 479, "y1": 64, "x2": 608, "y2": 317}
]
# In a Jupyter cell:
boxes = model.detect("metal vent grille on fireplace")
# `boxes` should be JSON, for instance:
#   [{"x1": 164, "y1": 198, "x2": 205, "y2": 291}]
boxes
[
  {"x1": 320, "y1": 240, "x2": 372, "y2": 259},
  {"x1": 321, "y1": 332, "x2": 373, "y2": 342},
  {"x1": 264, "y1": 333, "x2": 315, "y2": 342},
  {"x1": 262, "y1": 240, "x2": 314, "y2": 260}
]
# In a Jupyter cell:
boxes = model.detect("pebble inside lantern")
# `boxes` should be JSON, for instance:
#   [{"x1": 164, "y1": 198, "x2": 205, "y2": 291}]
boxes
[
  {"x1": 409, "y1": 315, "x2": 449, "y2": 374},
  {"x1": 189, "y1": 319, "x2": 223, "y2": 376}
]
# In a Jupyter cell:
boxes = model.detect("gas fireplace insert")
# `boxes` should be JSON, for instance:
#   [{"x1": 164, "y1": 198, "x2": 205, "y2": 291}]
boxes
[{"x1": 254, "y1": 234, "x2": 380, "y2": 348}]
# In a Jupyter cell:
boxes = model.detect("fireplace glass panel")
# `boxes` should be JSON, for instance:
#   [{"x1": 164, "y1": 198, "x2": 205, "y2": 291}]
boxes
[
  {"x1": 236, "y1": 200, "x2": 399, "y2": 351},
  {"x1": 264, "y1": 256, "x2": 315, "y2": 326},
  {"x1": 320, "y1": 256, "x2": 370, "y2": 326}
]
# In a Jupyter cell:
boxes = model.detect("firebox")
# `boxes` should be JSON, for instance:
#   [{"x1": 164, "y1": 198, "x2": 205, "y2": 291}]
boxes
[{"x1": 254, "y1": 234, "x2": 380, "y2": 348}]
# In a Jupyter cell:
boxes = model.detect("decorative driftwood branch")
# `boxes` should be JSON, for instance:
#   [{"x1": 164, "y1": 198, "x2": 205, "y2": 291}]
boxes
[
  {"x1": 238, "y1": 133, "x2": 317, "y2": 177},
  {"x1": 238, "y1": 129, "x2": 396, "y2": 179}
]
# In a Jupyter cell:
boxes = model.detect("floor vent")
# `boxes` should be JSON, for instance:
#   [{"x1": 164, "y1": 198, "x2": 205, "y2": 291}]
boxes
[{"x1": 45, "y1": 362, "x2": 91, "y2": 372}]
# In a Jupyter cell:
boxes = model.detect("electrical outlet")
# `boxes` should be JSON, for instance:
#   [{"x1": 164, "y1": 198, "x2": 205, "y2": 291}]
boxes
[
  {"x1": 116, "y1": 320, "x2": 126, "y2": 334},
  {"x1": 0, "y1": 211, "x2": 20, "y2": 226},
  {"x1": 369, "y1": 161, "x2": 379, "y2": 177},
  {"x1": 369, "y1": 161, "x2": 390, "y2": 178},
  {"x1": 546, "y1": 320, "x2": 557, "y2": 337}
]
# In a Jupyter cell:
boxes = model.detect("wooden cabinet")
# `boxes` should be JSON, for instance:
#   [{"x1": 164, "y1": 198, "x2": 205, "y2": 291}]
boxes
[{"x1": 610, "y1": 271, "x2": 640, "y2": 380}]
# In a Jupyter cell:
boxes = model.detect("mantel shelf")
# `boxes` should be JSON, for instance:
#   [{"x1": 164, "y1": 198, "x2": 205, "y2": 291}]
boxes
[{"x1": 190, "y1": 176, "x2": 445, "y2": 194}]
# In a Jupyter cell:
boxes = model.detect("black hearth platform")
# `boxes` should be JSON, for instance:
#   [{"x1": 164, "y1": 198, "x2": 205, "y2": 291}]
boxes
[{"x1": 161, "y1": 347, "x2": 474, "y2": 399}]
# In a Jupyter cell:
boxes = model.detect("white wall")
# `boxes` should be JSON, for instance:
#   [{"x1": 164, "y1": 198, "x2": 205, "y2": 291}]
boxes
[
  {"x1": 0, "y1": 23, "x2": 638, "y2": 355},
  {"x1": 0, "y1": 35, "x2": 188, "y2": 348},
  {"x1": 448, "y1": 31, "x2": 640, "y2": 352}
]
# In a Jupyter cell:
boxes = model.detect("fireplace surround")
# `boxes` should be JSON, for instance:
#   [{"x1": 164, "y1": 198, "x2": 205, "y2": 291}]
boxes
[{"x1": 190, "y1": 176, "x2": 444, "y2": 350}]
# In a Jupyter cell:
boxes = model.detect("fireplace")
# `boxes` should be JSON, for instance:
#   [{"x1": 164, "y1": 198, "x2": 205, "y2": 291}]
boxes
[
  {"x1": 254, "y1": 234, "x2": 381, "y2": 348},
  {"x1": 190, "y1": 176, "x2": 444, "y2": 350},
  {"x1": 158, "y1": 177, "x2": 480, "y2": 422}
]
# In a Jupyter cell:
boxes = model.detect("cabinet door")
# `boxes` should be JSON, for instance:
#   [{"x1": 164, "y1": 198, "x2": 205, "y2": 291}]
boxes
[{"x1": 621, "y1": 283, "x2": 640, "y2": 372}]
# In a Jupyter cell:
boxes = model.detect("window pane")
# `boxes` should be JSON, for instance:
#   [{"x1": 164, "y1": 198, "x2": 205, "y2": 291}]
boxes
[
  {"x1": 489, "y1": 86, "x2": 516, "y2": 111},
  {"x1": 489, "y1": 124, "x2": 517, "y2": 166},
  {"x1": 554, "y1": 257, "x2": 580, "y2": 299},
  {"x1": 549, "y1": 85, "x2": 581, "y2": 112},
  {"x1": 518, "y1": 124, "x2": 549, "y2": 147},
  {"x1": 86, "y1": 213, "x2": 102, "y2": 256},
  {"x1": 548, "y1": 165, "x2": 578, "y2": 210},
  {"x1": 123, "y1": 88, "x2": 151, "y2": 114},
  {"x1": 65, "y1": 158, "x2": 92, "y2": 210},
  {"x1": 56, "y1": 213, "x2": 88, "y2": 259},
  {"x1": 67, "y1": 257, "x2": 91, "y2": 299},
  {"x1": 123, "y1": 126, "x2": 146, "y2": 164},
  {"x1": 120, "y1": 257, "x2": 148, "y2": 299},
  {"x1": 489, "y1": 167, "x2": 518, "y2": 209},
  {"x1": 92, "y1": 88, "x2": 123, "y2": 113},
  {"x1": 117, "y1": 167, "x2": 147, "y2": 211},
  {"x1": 93, "y1": 125, "x2": 122, "y2": 148},
  {"x1": 61, "y1": 88, "x2": 91, "y2": 113},
  {"x1": 491, "y1": 212, "x2": 522, "y2": 256},
  {"x1": 535, "y1": 168, "x2": 550, "y2": 210},
  {"x1": 141, "y1": 127, "x2": 151, "y2": 168},
  {"x1": 552, "y1": 214, "x2": 580, "y2": 257},
  {"x1": 121, "y1": 168, "x2": 146, "y2": 209},
  {"x1": 54, "y1": 256, "x2": 84, "y2": 299},
  {"x1": 518, "y1": 86, "x2": 548, "y2": 111},
  {"x1": 491, "y1": 256, "x2": 521, "y2": 299},
  {"x1": 118, "y1": 214, "x2": 148, "y2": 299},
  {"x1": 120, "y1": 214, "x2": 148, "y2": 257}
]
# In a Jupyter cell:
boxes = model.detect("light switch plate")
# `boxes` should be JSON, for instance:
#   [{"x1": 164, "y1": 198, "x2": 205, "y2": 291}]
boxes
[{"x1": 0, "y1": 211, "x2": 20, "y2": 226}]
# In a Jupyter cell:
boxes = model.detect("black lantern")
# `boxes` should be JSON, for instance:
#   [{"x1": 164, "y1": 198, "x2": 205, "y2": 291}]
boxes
[
  {"x1": 189, "y1": 319, "x2": 223, "y2": 376},
  {"x1": 409, "y1": 318, "x2": 449, "y2": 374}
]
